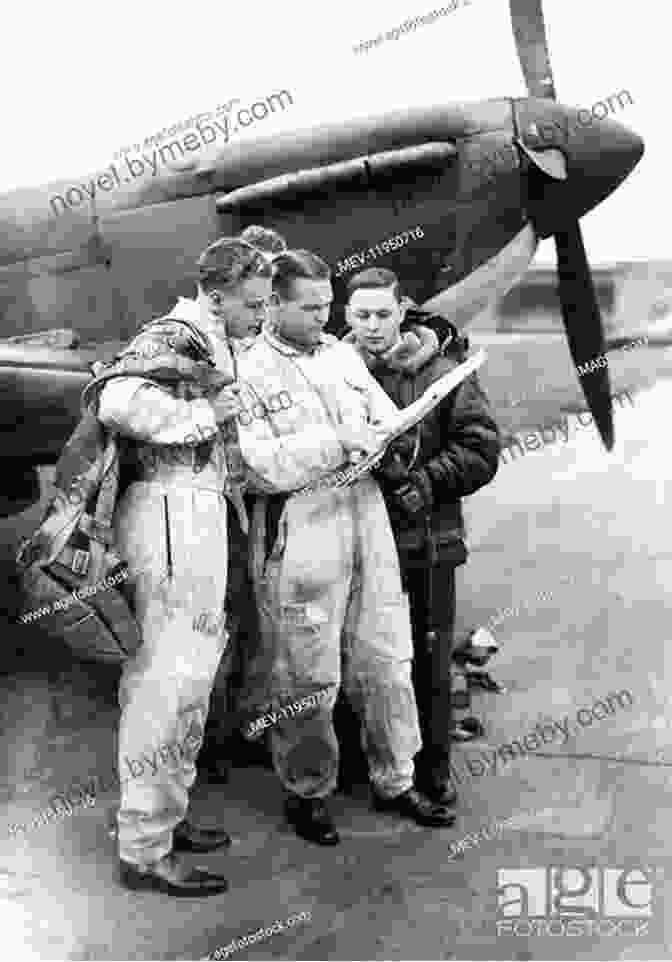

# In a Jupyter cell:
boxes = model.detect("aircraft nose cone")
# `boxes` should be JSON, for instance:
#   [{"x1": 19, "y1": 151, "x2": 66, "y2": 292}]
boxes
[
  {"x1": 515, "y1": 98, "x2": 644, "y2": 234},
  {"x1": 563, "y1": 104, "x2": 643, "y2": 219}
]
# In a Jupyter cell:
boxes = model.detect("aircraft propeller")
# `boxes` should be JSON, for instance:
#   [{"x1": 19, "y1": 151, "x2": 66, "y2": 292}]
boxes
[{"x1": 510, "y1": 0, "x2": 617, "y2": 449}]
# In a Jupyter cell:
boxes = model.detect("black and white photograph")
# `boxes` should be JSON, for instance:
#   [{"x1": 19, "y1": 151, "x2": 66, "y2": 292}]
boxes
[{"x1": 0, "y1": 0, "x2": 668, "y2": 958}]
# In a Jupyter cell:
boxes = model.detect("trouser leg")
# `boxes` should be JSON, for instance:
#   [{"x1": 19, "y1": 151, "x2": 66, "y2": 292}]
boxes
[
  {"x1": 342, "y1": 652, "x2": 420, "y2": 799},
  {"x1": 342, "y1": 479, "x2": 421, "y2": 799},
  {"x1": 269, "y1": 686, "x2": 339, "y2": 798},
  {"x1": 202, "y1": 504, "x2": 253, "y2": 761},
  {"x1": 405, "y1": 557, "x2": 456, "y2": 780},
  {"x1": 114, "y1": 483, "x2": 228, "y2": 868},
  {"x1": 333, "y1": 687, "x2": 369, "y2": 788},
  {"x1": 235, "y1": 497, "x2": 288, "y2": 731},
  {"x1": 256, "y1": 492, "x2": 350, "y2": 799}
]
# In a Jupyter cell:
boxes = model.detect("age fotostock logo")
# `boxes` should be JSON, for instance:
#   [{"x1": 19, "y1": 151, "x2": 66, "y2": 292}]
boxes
[{"x1": 496, "y1": 867, "x2": 654, "y2": 938}]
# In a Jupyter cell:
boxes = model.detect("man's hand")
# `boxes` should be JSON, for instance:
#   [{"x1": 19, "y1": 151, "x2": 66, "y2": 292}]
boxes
[
  {"x1": 390, "y1": 469, "x2": 434, "y2": 518},
  {"x1": 386, "y1": 432, "x2": 417, "y2": 461},
  {"x1": 375, "y1": 451, "x2": 410, "y2": 486},
  {"x1": 335, "y1": 422, "x2": 389, "y2": 461},
  {"x1": 375, "y1": 431, "x2": 418, "y2": 485},
  {"x1": 211, "y1": 384, "x2": 243, "y2": 423}
]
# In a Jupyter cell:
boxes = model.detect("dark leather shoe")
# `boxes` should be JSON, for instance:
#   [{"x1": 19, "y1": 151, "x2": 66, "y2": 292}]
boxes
[
  {"x1": 172, "y1": 821, "x2": 231, "y2": 853},
  {"x1": 423, "y1": 778, "x2": 458, "y2": 807},
  {"x1": 119, "y1": 854, "x2": 229, "y2": 897},
  {"x1": 372, "y1": 787, "x2": 456, "y2": 827},
  {"x1": 284, "y1": 795, "x2": 340, "y2": 846}
]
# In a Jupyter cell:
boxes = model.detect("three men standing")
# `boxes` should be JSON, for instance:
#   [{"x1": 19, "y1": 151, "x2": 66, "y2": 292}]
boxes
[{"x1": 85, "y1": 236, "x2": 491, "y2": 887}]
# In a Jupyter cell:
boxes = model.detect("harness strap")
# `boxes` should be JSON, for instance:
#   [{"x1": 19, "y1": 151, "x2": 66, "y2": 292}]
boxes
[{"x1": 86, "y1": 438, "x2": 122, "y2": 582}]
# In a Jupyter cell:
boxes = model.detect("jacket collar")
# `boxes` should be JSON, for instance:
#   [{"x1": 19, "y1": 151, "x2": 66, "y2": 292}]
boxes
[
  {"x1": 344, "y1": 324, "x2": 439, "y2": 374},
  {"x1": 164, "y1": 297, "x2": 240, "y2": 375},
  {"x1": 263, "y1": 328, "x2": 335, "y2": 357},
  {"x1": 165, "y1": 296, "x2": 201, "y2": 324}
]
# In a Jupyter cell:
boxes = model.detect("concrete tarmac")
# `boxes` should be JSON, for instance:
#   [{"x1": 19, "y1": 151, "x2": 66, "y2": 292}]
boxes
[{"x1": 1, "y1": 351, "x2": 671, "y2": 960}]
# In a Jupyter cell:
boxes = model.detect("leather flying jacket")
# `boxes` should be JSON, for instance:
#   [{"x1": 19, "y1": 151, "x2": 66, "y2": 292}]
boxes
[
  {"x1": 20, "y1": 310, "x2": 232, "y2": 571},
  {"x1": 343, "y1": 319, "x2": 501, "y2": 566},
  {"x1": 84, "y1": 309, "x2": 233, "y2": 485}
]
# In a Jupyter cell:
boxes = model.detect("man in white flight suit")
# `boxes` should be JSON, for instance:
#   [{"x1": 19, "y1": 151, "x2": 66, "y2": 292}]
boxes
[
  {"x1": 87, "y1": 238, "x2": 273, "y2": 895},
  {"x1": 236, "y1": 249, "x2": 455, "y2": 845}
]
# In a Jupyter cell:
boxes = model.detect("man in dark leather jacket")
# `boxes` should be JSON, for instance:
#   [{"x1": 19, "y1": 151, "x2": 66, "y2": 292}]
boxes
[{"x1": 343, "y1": 267, "x2": 500, "y2": 806}]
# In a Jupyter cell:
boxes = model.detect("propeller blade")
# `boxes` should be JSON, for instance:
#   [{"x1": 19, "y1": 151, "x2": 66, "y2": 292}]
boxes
[
  {"x1": 509, "y1": 0, "x2": 557, "y2": 99},
  {"x1": 554, "y1": 221, "x2": 614, "y2": 449}
]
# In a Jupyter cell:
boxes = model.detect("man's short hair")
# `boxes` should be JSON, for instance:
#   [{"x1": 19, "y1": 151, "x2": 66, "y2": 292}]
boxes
[
  {"x1": 239, "y1": 225, "x2": 288, "y2": 256},
  {"x1": 272, "y1": 249, "x2": 331, "y2": 301},
  {"x1": 346, "y1": 267, "x2": 401, "y2": 302},
  {"x1": 197, "y1": 237, "x2": 271, "y2": 294}
]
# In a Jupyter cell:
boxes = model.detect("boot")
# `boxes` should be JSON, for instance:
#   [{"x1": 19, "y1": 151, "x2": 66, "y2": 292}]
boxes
[
  {"x1": 284, "y1": 795, "x2": 340, "y2": 846},
  {"x1": 372, "y1": 787, "x2": 455, "y2": 827},
  {"x1": 421, "y1": 775, "x2": 458, "y2": 807},
  {"x1": 172, "y1": 821, "x2": 231, "y2": 853},
  {"x1": 119, "y1": 853, "x2": 229, "y2": 897}
]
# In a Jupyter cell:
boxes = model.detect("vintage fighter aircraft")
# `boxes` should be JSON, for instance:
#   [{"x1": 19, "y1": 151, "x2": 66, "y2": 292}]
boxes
[{"x1": 0, "y1": 0, "x2": 643, "y2": 517}]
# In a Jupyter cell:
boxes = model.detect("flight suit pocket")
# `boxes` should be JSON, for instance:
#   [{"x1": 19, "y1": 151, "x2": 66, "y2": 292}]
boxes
[
  {"x1": 279, "y1": 601, "x2": 329, "y2": 633},
  {"x1": 279, "y1": 599, "x2": 337, "y2": 688},
  {"x1": 114, "y1": 485, "x2": 171, "y2": 588}
]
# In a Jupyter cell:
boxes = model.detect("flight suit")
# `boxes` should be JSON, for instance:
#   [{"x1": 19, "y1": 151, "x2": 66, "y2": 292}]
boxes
[
  {"x1": 94, "y1": 305, "x2": 233, "y2": 868},
  {"x1": 236, "y1": 330, "x2": 423, "y2": 800}
]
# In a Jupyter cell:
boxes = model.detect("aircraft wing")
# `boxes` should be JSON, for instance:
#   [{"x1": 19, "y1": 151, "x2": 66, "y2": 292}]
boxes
[{"x1": 0, "y1": 346, "x2": 94, "y2": 517}]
